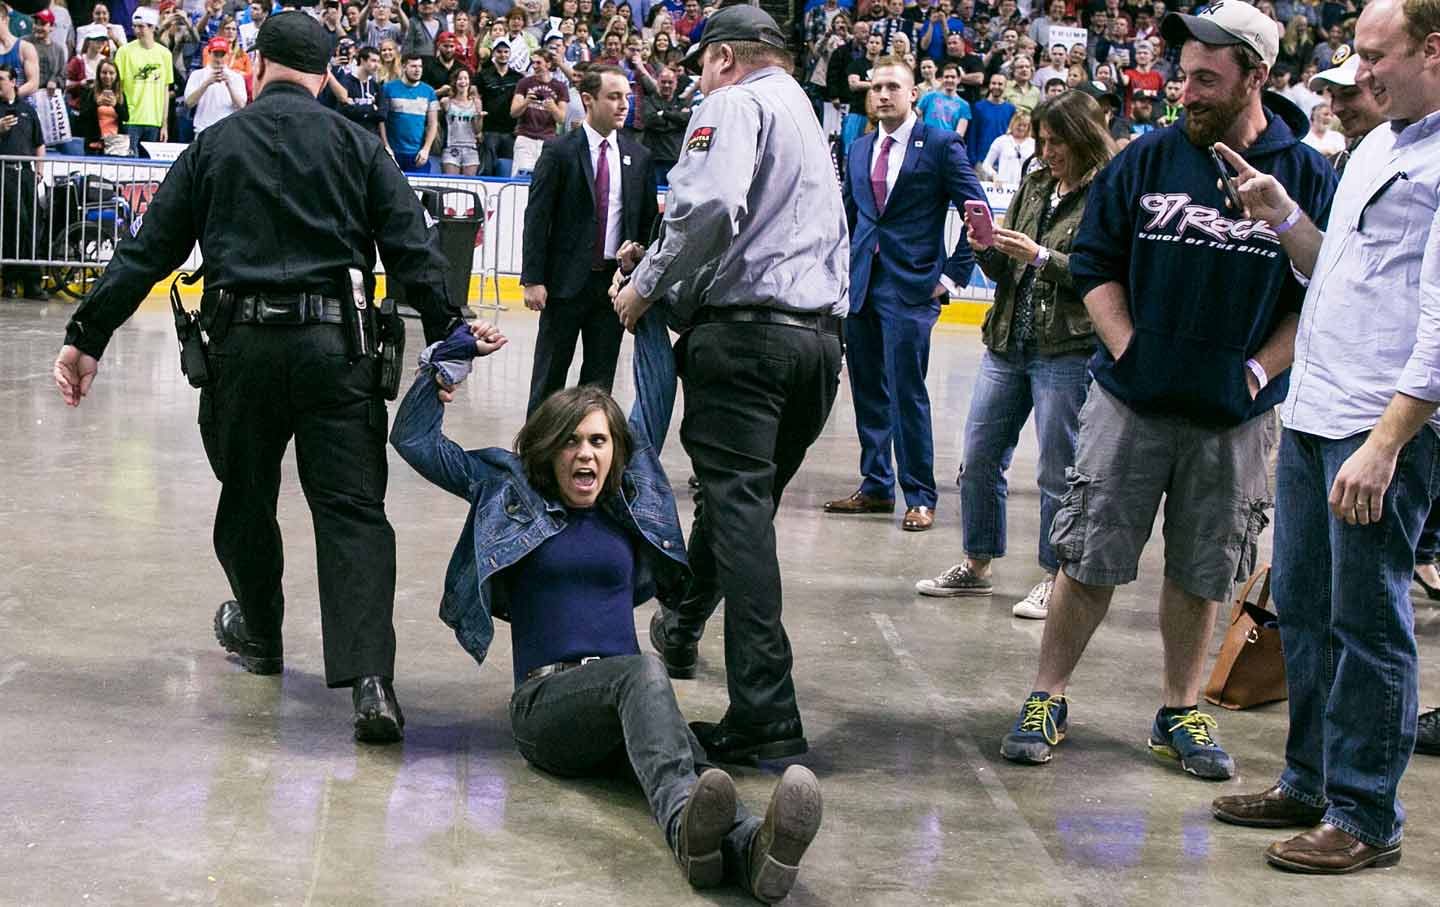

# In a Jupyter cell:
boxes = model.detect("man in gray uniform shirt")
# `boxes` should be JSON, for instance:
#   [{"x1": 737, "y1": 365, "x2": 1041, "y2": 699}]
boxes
[{"x1": 613, "y1": 3, "x2": 850, "y2": 764}]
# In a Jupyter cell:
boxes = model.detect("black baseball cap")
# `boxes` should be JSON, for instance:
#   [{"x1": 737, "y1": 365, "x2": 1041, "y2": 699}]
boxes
[
  {"x1": 681, "y1": 5, "x2": 787, "y2": 73},
  {"x1": 255, "y1": 10, "x2": 332, "y2": 74}
]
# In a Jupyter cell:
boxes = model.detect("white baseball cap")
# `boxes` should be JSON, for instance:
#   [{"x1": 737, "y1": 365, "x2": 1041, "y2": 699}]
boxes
[
  {"x1": 1309, "y1": 46, "x2": 1359, "y2": 90},
  {"x1": 1161, "y1": 1, "x2": 1281, "y2": 68},
  {"x1": 132, "y1": 7, "x2": 161, "y2": 27}
]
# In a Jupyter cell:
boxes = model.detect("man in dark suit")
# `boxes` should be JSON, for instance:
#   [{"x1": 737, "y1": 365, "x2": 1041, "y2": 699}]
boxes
[
  {"x1": 521, "y1": 64, "x2": 658, "y2": 415},
  {"x1": 824, "y1": 56, "x2": 988, "y2": 531}
]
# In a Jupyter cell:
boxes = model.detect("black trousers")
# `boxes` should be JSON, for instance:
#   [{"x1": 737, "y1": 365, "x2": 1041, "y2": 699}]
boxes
[
  {"x1": 1, "y1": 163, "x2": 41, "y2": 290},
  {"x1": 672, "y1": 320, "x2": 843, "y2": 727},
  {"x1": 526, "y1": 265, "x2": 625, "y2": 415},
  {"x1": 198, "y1": 324, "x2": 396, "y2": 687}
]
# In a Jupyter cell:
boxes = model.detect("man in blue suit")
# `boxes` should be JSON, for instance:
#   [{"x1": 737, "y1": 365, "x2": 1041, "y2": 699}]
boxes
[{"x1": 824, "y1": 56, "x2": 988, "y2": 532}]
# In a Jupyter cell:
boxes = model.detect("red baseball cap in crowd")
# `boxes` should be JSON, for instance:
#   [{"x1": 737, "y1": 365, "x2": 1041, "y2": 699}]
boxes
[
  {"x1": 207, "y1": 37, "x2": 231, "y2": 54},
  {"x1": 32, "y1": 8, "x2": 55, "y2": 23},
  {"x1": 158, "y1": 0, "x2": 176, "y2": 13},
  {"x1": 436, "y1": 30, "x2": 456, "y2": 44}
]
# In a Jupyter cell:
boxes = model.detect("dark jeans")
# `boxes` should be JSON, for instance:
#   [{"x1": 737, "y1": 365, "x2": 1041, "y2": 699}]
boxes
[
  {"x1": 481, "y1": 132, "x2": 516, "y2": 176},
  {"x1": 959, "y1": 342, "x2": 1090, "y2": 571},
  {"x1": 526, "y1": 266, "x2": 625, "y2": 415},
  {"x1": 1273, "y1": 426, "x2": 1440, "y2": 847},
  {"x1": 1, "y1": 162, "x2": 41, "y2": 292},
  {"x1": 671, "y1": 319, "x2": 843, "y2": 727},
  {"x1": 1415, "y1": 501, "x2": 1440, "y2": 564},
  {"x1": 509, "y1": 654, "x2": 761, "y2": 879},
  {"x1": 123, "y1": 124, "x2": 162, "y2": 157},
  {"x1": 199, "y1": 324, "x2": 396, "y2": 687}
]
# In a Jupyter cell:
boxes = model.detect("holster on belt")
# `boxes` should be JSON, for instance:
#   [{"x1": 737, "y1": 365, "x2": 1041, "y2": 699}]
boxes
[
  {"x1": 170, "y1": 270, "x2": 210, "y2": 389},
  {"x1": 376, "y1": 297, "x2": 405, "y2": 401},
  {"x1": 342, "y1": 268, "x2": 377, "y2": 363}
]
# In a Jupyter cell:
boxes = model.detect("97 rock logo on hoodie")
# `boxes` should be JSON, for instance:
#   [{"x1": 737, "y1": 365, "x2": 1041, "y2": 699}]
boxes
[{"x1": 1136, "y1": 193, "x2": 1281, "y2": 259}]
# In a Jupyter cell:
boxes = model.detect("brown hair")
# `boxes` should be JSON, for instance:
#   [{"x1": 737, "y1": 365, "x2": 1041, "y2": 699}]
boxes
[
  {"x1": 514, "y1": 386, "x2": 633, "y2": 502},
  {"x1": 579, "y1": 63, "x2": 627, "y2": 98},
  {"x1": 1404, "y1": 0, "x2": 1440, "y2": 46},
  {"x1": 1032, "y1": 90, "x2": 1117, "y2": 180}
]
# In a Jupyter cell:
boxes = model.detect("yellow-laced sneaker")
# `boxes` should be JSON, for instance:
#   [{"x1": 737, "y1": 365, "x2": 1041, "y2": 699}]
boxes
[
  {"x1": 1000, "y1": 692, "x2": 1068, "y2": 764},
  {"x1": 1148, "y1": 707, "x2": 1236, "y2": 780}
]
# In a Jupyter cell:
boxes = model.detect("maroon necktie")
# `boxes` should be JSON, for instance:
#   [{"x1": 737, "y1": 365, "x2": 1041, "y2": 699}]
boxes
[
  {"x1": 593, "y1": 138, "x2": 610, "y2": 268},
  {"x1": 870, "y1": 135, "x2": 894, "y2": 213}
]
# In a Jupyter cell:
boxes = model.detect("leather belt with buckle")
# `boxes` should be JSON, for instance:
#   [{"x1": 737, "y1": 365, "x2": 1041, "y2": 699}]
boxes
[
  {"x1": 230, "y1": 293, "x2": 346, "y2": 325},
  {"x1": 525, "y1": 655, "x2": 605, "y2": 681},
  {"x1": 692, "y1": 305, "x2": 843, "y2": 336}
]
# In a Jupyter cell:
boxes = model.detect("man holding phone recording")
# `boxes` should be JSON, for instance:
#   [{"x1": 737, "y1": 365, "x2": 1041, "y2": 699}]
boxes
[
  {"x1": 998, "y1": 0, "x2": 1337, "y2": 781},
  {"x1": 1207, "y1": 0, "x2": 1440, "y2": 874}
]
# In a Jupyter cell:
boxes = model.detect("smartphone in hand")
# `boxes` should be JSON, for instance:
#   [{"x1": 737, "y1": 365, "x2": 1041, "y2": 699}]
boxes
[
  {"x1": 1208, "y1": 144, "x2": 1246, "y2": 214},
  {"x1": 964, "y1": 200, "x2": 995, "y2": 246}
]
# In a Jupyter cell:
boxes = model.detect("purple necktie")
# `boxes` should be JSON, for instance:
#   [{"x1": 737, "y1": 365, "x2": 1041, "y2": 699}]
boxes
[
  {"x1": 594, "y1": 138, "x2": 610, "y2": 267},
  {"x1": 870, "y1": 135, "x2": 895, "y2": 213}
]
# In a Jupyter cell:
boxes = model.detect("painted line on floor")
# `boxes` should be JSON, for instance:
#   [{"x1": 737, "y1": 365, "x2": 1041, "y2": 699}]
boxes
[
  {"x1": 0, "y1": 661, "x2": 27, "y2": 688},
  {"x1": 301, "y1": 774, "x2": 335, "y2": 907},
  {"x1": 870, "y1": 612, "x2": 1077, "y2": 906}
]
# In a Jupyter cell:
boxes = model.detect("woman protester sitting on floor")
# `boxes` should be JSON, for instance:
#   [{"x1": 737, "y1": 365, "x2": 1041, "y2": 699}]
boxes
[{"x1": 389, "y1": 313, "x2": 823, "y2": 904}]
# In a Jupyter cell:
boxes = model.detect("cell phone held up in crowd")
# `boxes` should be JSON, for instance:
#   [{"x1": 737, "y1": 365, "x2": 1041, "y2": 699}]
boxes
[
  {"x1": 1209, "y1": 145, "x2": 1247, "y2": 215},
  {"x1": 964, "y1": 200, "x2": 995, "y2": 246}
]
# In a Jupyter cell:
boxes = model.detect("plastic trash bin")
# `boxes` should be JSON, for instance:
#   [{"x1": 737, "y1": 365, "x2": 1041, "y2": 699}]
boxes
[{"x1": 393, "y1": 188, "x2": 483, "y2": 319}]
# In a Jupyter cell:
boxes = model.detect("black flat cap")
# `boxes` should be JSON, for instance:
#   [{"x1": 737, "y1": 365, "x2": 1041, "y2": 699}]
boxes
[
  {"x1": 681, "y1": 5, "x2": 787, "y2": 73},
  {"x1": 255, "y1": 11, "x2": 331, "y2": 75}
]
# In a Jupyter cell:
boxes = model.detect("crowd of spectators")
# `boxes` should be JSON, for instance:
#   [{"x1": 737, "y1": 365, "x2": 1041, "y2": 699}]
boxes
[
  {"x1": 0, "y1": 0, "x2": 713, "y2": 181},
  {"x1": 804, "y1": 0, "x2": 1369, "y2": 179}
]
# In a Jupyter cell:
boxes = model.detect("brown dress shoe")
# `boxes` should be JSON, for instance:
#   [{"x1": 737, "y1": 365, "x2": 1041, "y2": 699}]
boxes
[
  {"x1": 1212, "y1": 784, "x2": 1327, "y2": 828},
  {"x1": 1265, "y1": 823, "x2": 1401, "y2": 874},
  {"x1": 823, "y1": 491, "x2": 895, "y2": 514},
  {"x1": 902, "y1": 506, "x2": 934, "y2": 531}
]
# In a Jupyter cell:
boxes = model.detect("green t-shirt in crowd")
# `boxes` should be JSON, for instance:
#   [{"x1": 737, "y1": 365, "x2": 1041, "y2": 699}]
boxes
[{"x1": 115, "y1": 41, "x2": 173, "y2": 128}]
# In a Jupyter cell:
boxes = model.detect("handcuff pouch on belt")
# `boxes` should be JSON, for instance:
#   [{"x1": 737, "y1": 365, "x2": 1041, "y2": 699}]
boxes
[{"x1": 170, "y1": 269, "x2": 211, "y2": 389}]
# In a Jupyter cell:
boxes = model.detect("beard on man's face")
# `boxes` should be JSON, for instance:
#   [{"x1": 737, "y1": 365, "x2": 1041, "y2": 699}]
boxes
[{"x1": 1183, "y1": 89, "x2": 1249, "y2": 147}]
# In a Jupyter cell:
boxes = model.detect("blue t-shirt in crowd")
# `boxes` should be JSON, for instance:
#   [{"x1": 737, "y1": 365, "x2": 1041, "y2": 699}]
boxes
[
  {"x1": 966, "y1": 98, "x2": 1015, "y2": 165},
  {"x1": 917, "y1": 91, "x2": 971, "y2": 133},
  {"x1": 382, "y1": 79, "x2": 437, "y2": 157},
  {"x1": 1069, "y1": 100, "x2": 1339, "y2": 427},
  {"x1": 502, "y1": 506, "x2": 641, "y2": 687}
]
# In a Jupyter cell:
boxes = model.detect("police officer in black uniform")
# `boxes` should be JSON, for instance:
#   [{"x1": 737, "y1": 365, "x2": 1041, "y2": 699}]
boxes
[{"x1": 52, "y1": 11, "x2": 464, "y2": 744}]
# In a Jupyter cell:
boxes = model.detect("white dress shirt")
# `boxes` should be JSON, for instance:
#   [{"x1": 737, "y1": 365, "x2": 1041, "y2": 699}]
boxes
[
  {"x1": 869, "y1": 112, "x2": 917, "y2": 202},
  {"x1": 1283, "y1": 111, "x2": 1440, "y2": 439},
  {"x1": 583, "y1": 121, "x2": 624, "y2": 260}
]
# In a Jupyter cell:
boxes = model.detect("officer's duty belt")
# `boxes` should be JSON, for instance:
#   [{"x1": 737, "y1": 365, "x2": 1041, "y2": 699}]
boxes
[
  {"x1": 693, "y1": 305, "x2": 842, "y2": 337},
  {"x1": 231, "y1": 293, "x2": 346, "y2": 325}
]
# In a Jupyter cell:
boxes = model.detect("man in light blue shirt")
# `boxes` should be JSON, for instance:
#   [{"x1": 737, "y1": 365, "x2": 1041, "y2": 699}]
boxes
[{"x1": 1208, "y1": 0, "x2": 1440, "y2": 875}]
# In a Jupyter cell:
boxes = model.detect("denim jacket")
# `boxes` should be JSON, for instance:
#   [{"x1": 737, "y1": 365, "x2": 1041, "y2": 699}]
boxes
[{"x1": 390, "y1": 308, "x2": 690, "y2": 668}]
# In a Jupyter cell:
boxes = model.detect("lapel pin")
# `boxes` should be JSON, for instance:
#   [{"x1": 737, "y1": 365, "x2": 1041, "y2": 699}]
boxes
[
  {"x1": 914, "y1": 140, "x2": 924, "y2": 148},
  {"x1": 623, "y1": 155, "x2": 632, "y2": 165}
]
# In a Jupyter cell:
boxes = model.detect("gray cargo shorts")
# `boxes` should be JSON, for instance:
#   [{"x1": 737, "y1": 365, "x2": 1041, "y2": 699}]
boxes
[{"x1": 1049, "y1": 384, "x2": 1272, "y2": 603}]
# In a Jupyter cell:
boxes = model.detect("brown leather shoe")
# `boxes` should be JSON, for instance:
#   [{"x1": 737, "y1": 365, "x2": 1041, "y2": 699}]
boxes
[
  {"x1": 902, "y1": 506, "x2": 934, "y2": 531},
  {"x1": 1212, "y1": 784, "x2": 1327, "y2": 828},
  {"x1": 1265, "y1": 823, "x2": 1401, "y2": 874},
  {"x1": 823, "y1": 491, "x2": 895, "y2": 514}
]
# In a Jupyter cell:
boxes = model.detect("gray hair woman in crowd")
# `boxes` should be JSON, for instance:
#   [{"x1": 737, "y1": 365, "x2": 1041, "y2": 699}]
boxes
[{"x1": 916, "y1": 90, "x2": 1116, "y2": 617}]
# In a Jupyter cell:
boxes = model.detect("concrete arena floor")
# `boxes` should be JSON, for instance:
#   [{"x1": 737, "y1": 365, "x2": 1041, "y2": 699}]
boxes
[{"x1": 4, "y1": 300, "x2": 1440, "y2": 906}]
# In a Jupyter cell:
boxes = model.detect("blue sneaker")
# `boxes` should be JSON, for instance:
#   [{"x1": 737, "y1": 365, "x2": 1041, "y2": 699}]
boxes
[
  {"x1": 1000, "y1": 692, "x2": 1068, "y2": 764},
  {"x1": 1148, "y1": 708, "x2": 1236, "y2": 780}
]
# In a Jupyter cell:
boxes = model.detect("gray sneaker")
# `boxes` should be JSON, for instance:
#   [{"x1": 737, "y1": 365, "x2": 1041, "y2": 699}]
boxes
[{"x1": 915, "y1": 563, "x2": 993, "y2": 597}]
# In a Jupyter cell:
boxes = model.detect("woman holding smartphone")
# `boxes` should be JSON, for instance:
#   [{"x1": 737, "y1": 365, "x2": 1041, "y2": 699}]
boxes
[{"x1": 915, "y1": 91, "x2": 1115, "y2": 618}]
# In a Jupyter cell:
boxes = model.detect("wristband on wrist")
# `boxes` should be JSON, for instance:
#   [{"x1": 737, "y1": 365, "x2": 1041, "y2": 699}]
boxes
[
  {"x1": 1272, "y1": 205, "x2": 1303, "y2": 235},
  {"x1": 1245, "y1": 358, "x2": 1269, "y2": 390}
]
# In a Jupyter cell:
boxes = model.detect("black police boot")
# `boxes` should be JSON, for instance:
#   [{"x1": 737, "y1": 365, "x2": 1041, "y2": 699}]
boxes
[
  {"x1": 352, "y1": 676, "x2": 404, "y2": 744},
  {"x1": 691, "y1": 715, "x2": 808, "y2": 764},
  {"x1": 649, "y1": 607, "x2": 699, "y2": 679},
  {"x1": 213, "y1": 600, "x2": 283, "y2": 675}
]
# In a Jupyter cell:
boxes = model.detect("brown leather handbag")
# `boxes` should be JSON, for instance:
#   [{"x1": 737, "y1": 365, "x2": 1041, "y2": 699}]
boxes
[{"x1": 1205, "y1": 565, "x2": 1288, "y2": 710}]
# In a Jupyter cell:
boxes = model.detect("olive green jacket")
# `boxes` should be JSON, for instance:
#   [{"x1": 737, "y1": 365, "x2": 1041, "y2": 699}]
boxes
[{"x1": 978, "y1": 167, "x2": 1097, "y2": 357}]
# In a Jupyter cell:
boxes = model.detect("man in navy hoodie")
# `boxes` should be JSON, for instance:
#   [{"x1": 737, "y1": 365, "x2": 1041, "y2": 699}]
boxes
[{"x1": 998, "y1": 0, "x2": 1338, "y2": 780}]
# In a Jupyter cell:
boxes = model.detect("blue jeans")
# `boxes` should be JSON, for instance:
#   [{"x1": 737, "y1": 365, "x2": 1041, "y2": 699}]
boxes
[
  {"x1": 1415, "y1": 501, "x2": 1440, "y2": 564},
  {"x1": 1274, "y1": 426, "x2": 1440, "y2": 847},
  {"x1": 840, "y1": 113, "x2": 868, "y2": 152},
  {"x1": 509, "y1": 654, "x2": 762, "y2": 880},
  {"x1": 123, "y1": 124, "x2": 162, "y2": 156},
  {"x1": 959, "y1": 343, "x2": 1090, "y2": 571}
]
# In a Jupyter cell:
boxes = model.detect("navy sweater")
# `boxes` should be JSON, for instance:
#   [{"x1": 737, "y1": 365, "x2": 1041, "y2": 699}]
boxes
[
  {"x1": 502, "y1": 506, "x2": 642, "y2": 686},
  {"x1": 1069, "y1": 94, "x2": 1339, "y2": 427}
]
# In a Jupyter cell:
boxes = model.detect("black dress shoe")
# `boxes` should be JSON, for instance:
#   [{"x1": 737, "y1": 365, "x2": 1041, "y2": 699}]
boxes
[
  {"x1": 213, "y1": 600, "x2": 282, "y2": 675},
  {"x1": 650, "y1": 608, "x2": 698, "y2": 679},
  {"x1": 692, "y1": 717, "x2": 808, "y2": 764},
  {"x1": 353, "y1": 676, "x2": 404, "y2": 744},
  {"x1": 1417, "y1": 707, "x2": 1440, "y2": 756}
]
